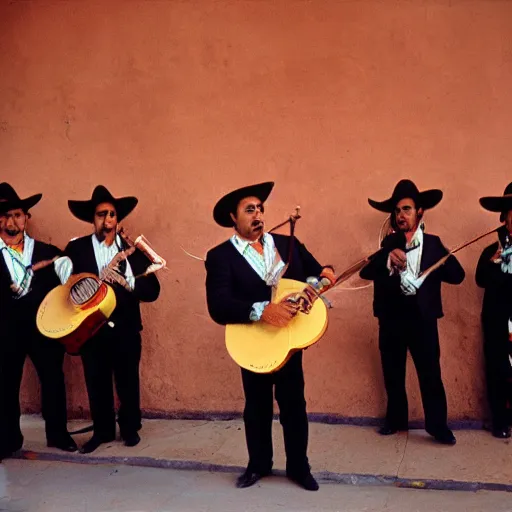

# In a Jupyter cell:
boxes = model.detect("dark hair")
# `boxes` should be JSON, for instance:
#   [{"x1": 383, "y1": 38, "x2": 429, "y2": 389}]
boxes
[{"x1": 229, "y1": 205, "x2": 238, "y2": 227}]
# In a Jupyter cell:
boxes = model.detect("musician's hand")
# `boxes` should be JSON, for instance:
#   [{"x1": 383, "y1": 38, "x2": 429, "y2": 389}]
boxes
[
  {"x1": 261, "y1": 302, "x2": 299, "y2": 328},
  {"x1": 118, "y1": 225, "x2": 129, "y2": 239},
  {"x1": 102, "y1": 270, "x2": 132, "y2": 292},
  {"x1": 281, "y1": 291, "x2": 313, "y2": 314},
  {"x1": 491, "y1": 246, "x2": 502, "y2": 262},
  {"x1": 320, "y1": 267, "x2": 336, "y2": 286},
  {"x1": 400, "y1": 272, "x2": 426, "y2": 295},
  {"x1": 389, "y1": 249, "x2": 407, "y2": 272}
]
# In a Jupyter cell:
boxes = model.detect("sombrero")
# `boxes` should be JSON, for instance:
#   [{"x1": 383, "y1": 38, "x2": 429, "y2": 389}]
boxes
[
  {"x1": 479, "y1": 182, "x2": 512, "y2": 222},
  {"x1": 37, "y1": 273, "x2": 117, "y2": 355},
  {"x1": 68, "y1": 185, "x2": 138, "y2": 223},
  {"x1": 213, "y1": 182, "x2": 274, "y2": 227},
  {"x1": 368, "y1": 179, "x2": 443, "y2": 213},
  {"x1": 0, "y1": 182, "x2": 42, "y2": 214}
]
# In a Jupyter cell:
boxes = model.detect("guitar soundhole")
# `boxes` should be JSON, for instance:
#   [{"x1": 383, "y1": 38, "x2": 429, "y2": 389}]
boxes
[{"x1": 71, "y1": 277, "x2": 101, "y2": 305}]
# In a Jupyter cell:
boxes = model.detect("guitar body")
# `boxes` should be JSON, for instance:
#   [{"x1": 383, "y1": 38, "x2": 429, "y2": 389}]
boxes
[
  {"x1": 37, "y1": 273, "x2": 117, "y2": 355},
  {"x1": 225, "y1": 278, "x2": 328, "y2": 373},
  {"x1": 54, "y1": 310, "x2": 109, "y2": 355}
]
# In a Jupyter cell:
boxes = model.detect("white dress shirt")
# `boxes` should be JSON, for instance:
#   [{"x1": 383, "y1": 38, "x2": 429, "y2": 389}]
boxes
[
  {"x1": 230, "y1": 232, "x2": 285, "y2": 321},
  {"x1": 0, "y1": 232, "x2": 72, "y2": 297},
  {"x1": 387, "y1": 226, "x2": 425, "y2": 296}
]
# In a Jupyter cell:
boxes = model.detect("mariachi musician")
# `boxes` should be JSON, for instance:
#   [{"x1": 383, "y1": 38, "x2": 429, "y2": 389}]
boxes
[
  {"x1": 477, "y1": 183, "x2": 512, "y2": 438},
  {"x1": 0, "y1": 182, "x2": 76, "y2": 460},
  {"x1": 359, "y1": 179, "x2": 465, "y2": 445},
  {"x1": 205, "y1": 182, "x2": 335, "y2": 491},
  {"x1": 65, "y1": 185, "x2": 160, "y2": 454}
]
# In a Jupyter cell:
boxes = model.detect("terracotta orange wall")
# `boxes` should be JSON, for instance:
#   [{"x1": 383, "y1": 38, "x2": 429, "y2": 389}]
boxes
[{"x1": 1, "y1": 0, "x2": 511, "y2": 424}]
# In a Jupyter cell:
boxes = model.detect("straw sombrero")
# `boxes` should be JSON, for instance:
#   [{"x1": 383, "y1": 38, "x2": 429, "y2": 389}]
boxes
[{"x1": 37, "y1": 273, "x2": 116, "y2": 354}]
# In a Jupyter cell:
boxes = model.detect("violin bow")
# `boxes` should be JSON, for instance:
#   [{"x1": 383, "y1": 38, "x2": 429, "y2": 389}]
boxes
[{"x1": 419, "y1": 226, "x2": 500, "y2": 280}]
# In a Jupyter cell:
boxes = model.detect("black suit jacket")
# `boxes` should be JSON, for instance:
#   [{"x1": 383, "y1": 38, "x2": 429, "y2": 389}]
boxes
[
  {"x1": 65, "y1": 235, "x2": 160, "y2": 334},
  {"x1": 0, "y1": 240, "x2": 62, "y2": 334},
  {"x1": 205, "y1": 233, "x2": 323, "y2": 325},
  {"x1": 476, "y1": 226, "x2": 512, "y2": 322},
  {"x1": 359, "y1": 231, "x2": 465, "y2": 319}
]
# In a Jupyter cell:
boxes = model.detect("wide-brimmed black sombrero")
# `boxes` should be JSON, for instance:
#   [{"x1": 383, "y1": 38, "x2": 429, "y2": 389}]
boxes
[
  {"x1": 213, "y1": 182, "x2": 274, "y2": 227},
  {"x1": 368, "y1": 179, "x2": 443, "y2": 213},
  {"x1": 0, "y1": 182, "x2": 42, "y2": 214},
  {"x1": 68, "y1": 185, "x2": 138, "y2": 223},
  {"x1": 479, "y1": 182, "x2": 512, "y2": 222}
]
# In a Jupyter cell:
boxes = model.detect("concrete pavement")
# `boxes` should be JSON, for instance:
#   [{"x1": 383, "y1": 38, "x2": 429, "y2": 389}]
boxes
[
  {"x1": 8, "y1": 415, "x2": 512, "y2": 494},
  {"x1": 2, "y1": 460, "x2": 512, "y2": 512}
]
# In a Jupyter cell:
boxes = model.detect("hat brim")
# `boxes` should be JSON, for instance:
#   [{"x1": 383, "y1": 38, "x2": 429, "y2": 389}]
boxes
[
  {"x1": 479, "y1": 195, "x2": 512, "y2": 214},
  {"x1": 368, "y1": 189, "x2": 443, "y2": 213},
  {"x1": 213, "y1": 182, "x2": 274, "y2": 227},
  {"x1": 68, "y1": 196, "x2": 138, "y2": 223},
  {"x1": 0, "y1": 193, "x2": 42, "y2": 214}
]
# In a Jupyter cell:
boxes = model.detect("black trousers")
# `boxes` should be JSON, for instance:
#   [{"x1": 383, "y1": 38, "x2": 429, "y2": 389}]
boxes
[
  {"x1": 241, "y1": 351, "x2": 309, "y2": 477},
  {"x1": 80, "y1": 325, "x2": 142, "y2": 440},
  {"x1": 482, "y1": 316, "x2": 512, "y2": 430},
  {"x1": 0, "y1": 330, "x2": 69, "y2": 450},
  {"x1": 378, "y1": 310, "x2": 449, "y2": 435}
]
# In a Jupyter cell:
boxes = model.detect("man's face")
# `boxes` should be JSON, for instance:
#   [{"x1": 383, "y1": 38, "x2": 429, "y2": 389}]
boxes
[
  {"x1": 504, "y1": 210, "x2": 512, "y2": 233},
  {"x1": 394, "y1": 198, "x2": 423, "y2": 233},
  {"x1": 0, "y1": 208, "x2": 27, "y2": 241},
  {"x1": 230, "y1": 196, "x2": 265, "y2": 240},
  {"x1": 94, "y1": 202, "x2": 118, "y2": 240}
]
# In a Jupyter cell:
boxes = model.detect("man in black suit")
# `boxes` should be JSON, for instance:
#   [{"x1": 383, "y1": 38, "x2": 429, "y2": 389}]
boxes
[
  {"x1": 65, "y1": 185, "x2": 160, "y2": 454},
  {"x1": 476, "y1": 183, "x2": 512, "y2": 439},
  {"x1": 360, "y1": 179, "x2": 465, "y2": 445},
  {"x1": 205, "y1": 182, "x2": 335, "y2": 491},
  {"x1": 0, "y1": 183, "x2": 77, "y2": 460}
]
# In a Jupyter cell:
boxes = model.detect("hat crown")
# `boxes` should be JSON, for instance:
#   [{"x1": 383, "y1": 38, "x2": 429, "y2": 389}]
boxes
[
  {"x1": 91, "y1": 185, "x2": 116, "y2": 205},
  {"x1": 503, "y1": 182, "x2": 512, "y2": 196},
  {"x1": 392, "y1": 179, "x2": 421, "y2": 204},
  {"x1": 0, "y1": 182, "x2": 20, "y2": 202}
]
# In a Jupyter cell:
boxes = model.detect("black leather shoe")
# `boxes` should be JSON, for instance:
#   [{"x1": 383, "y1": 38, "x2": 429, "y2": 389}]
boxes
[
  {"x1": 378, "y1": 425, "x2": 398, "y2": 436},
  {"x1": 235, "y1": 470, "x2": 269, "y2": 488},
  {"x1": 378, "y1": 424, "x2": 407, "y2": 436},
  {"x1": 492, "y1": 427, "x2": 511, "y2": 439},
  {"x1": 47, "y1": 434, "x2": 78, "y2": 452},
  {"x1": 288, "y1": 472, "x2": 319, "y2": 491},
  {"x1": 433, "y1": 429, "x2": 456, "y2": 445},
  {"x1": 122, "y1": 432, "x2": 141, "y2": 447},
  {"x1": 0, "y1": 447, "x2": 16, "y2": 461},
  {"x1": 0, "y1": 438, "x2": 23, "y2": 460},
  {"x1": 79, "y1": 435, "x2": 115, "y2": 454}
]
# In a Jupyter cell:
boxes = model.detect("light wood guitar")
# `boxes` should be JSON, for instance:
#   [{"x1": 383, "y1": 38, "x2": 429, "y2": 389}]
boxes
[{"x1": 225, "y1": 278, "x2": 328, "y2": 373}]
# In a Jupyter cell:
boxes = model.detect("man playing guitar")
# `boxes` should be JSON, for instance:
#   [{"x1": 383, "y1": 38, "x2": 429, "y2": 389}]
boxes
[
  {"x1": 65, "y1": 185, "x2": 160, "y2": 454},
  {"x1": 205, "y1": 182, "x2": 335, "y2": 491}
]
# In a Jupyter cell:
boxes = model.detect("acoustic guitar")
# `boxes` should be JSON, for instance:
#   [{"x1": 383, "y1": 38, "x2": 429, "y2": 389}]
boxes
[{"x1": 225, "y1": 278, "x2": 328, "y2": 373}]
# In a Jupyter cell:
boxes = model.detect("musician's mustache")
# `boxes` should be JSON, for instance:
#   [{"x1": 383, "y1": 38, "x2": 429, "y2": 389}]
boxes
[
  {"x1": 252, "y1": 220, "x2": 263, "y2": 228},
  {"x1": 5, "y1": 228, "x2": 20, "y2": 236}
]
